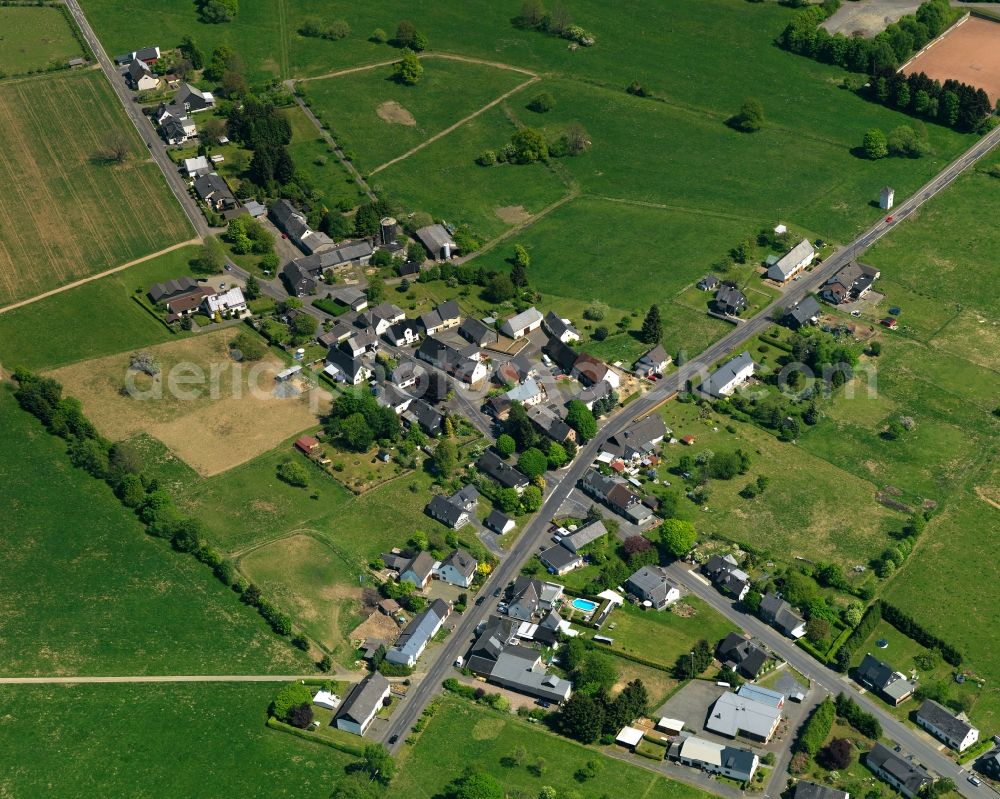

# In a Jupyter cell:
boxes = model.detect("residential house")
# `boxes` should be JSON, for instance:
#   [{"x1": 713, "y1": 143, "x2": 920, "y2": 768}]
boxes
[
  {"x1": 477, "y1": 449, "x2": 530, "y2": 493},
  {"x1": 243, "y1": 200, "x2": 266, "y2": 218},
  {"x1": 384, "y1": 320, "x2": 420, "y2": 347},
  {"x1": 459, "y1": 317, "x2": 498, "y2": 347},
  {"x1": 699, "y1": 351, "x2": 755, "y2": 398},
  {"x1": 324, "y1": 348, "x2": 372, "y2": 385},
  {"x1": 385, "y1": 598, "x2": 450, "y2": 667},
  {"x1": 374, "y1": 383, "x2": 413, "y2": 416},
  {"x1": 359, "y1": 303, "x2": 405, "y2": 335},
  {"x1": 506, "y1": 376, "x2": 545, "y2": 407},
  {"x1": 572, "y1": 353, "x2": 620, "y2": 389},
  {"x1": 603, "y1": 415, "x2": 667, "y2": 461},
  {"x1": 539, "y1": 544, "x2": 583, "y2": 575},
  {"x1": 820, "y1": 261, "x2": 881, "y2": 305},
  {"x1": 161, "y1": 286, "x2": 211, "y2": 323},
  {"x1": 116, "y1": 46, "x2": 160, "y2": 65},
  {"x1": 127, "y1": 57, "x2": 158, "y2": 91},
  {"x1": 416, "y1": 335, "x2": 488, "y2": 386},
  {"x1": 341, "y1": 329, "x2": 379, "y2": 358},
  {"x1": 157, "y1": 83, "x2": 215, "y2": 124},
  {"x1": 543, "y1": 336, "x2": 578, "y2": 374},
  {"x1": 783, "y1": 296, "x2": 822, "y2": 330},
  {"x1": 714, "y1": 285, "x2": 748, "y2": 316},
  {"x1": 794, "y1": 782, "x2": 849, "y2": 799},
  {"x1": 625, "y1": 565, "x2": 680, "y2": 610},
  {"x1": 975, "y1": 750, "x2": 1000, "y2": 781},
  {"x1": 425, "y1": 485, "x2": 479, "y2": 530},
  {"x1": 716, "y1": 632, "x2": 768, "y2": 679},
  {"x1": 391, "y1": 550, "x2": 437, "y2": 589},
  {"x1": 706, "y1": 689, "x2": 782, "y2": 742},
  {"x1": 677, "y1": 737, "x2": 759, "y2": 782},
  {"x1": 333, "y1": 672, "x2": 391, "y2": 736},
  {"x1": 415, "y1": 224, "x2": 458, "y2": 260},
  {"x1": 193, "y1": 173, "x2": 236, "y2": 211},
  {"x1": 759, "y1": 593, "x2": 806, "y2": 639},
  {"x1": 402, "y1": 398, "x2": 443, "y2": 437},
  {"x1": 856, "y1": 654, "x2": 917, "y2": 706},
  {"x1": 507, "y1": 577, "x2": 546, "y2": 621},
  {"x1": 575, "y1": 380, "x2": 613, "y2": 411},
  {"x1": 702, "y1": 554, "x2": 750, "y2": 601},
  {"x1": 543, "y1": 311, "x2": 580, "y2": 343},
  {"x1": 270, "y1": 199, "x2": 334, "y2": 255},
  {"x1": 281, "y1": 244, "x2": 375, "y2": 296},
  {"x1": 203, "y1": 286, "x2": 247, "y2": 318},
  {"x1": 915, "y1": 700, "x2": 979, "y2": 752},
  {"x1": 485, "y1": 509, "x2": 515, "y2": 535},
  {"x1": 183, "y1": 155, "x2": 211, "y2": 178},
  {"x1": 634, "y1": 344, "x2": 672, "y2": 378},
  {"x1": 161, "y1": 114, "x2": 196, "y2": 145},
  {"x1": 438, "y1": 549, "x2": 478, "y2": 589},
  {"x1": 560, "y1": 520, "x2": 607, "y2": 553},
  {"x1": 467, "y1": 616, "x2": 572, "y2": 702},
  {"x1": 419, "y1": 300, "x2": 461, "y2": 335},
  {"x1": 767, "y1": 238, "x2": 816, "y2": 283},
  {"x1": 697, "y1": 274, "x2": 721, "y2": 292},
  {"x1": 866, "y1": 743, "x2": 933, "y2": 799},
  {"x1": 579, "y1": 469, "x2": 643, "y2": 521},
  {"x1": 500, "y1": 307, "x2": 544, "y2": 340},
  {"x1": 527, "y1": 404, "x2": 575, "y2": 444}
]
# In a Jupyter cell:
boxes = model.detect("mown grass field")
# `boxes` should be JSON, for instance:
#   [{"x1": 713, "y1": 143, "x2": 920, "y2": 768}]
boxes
[
  {"x1": 395, "y1": 695, "x2": 717, "y2": 799},
  {"x1": 0, "y1": 683, "x2": 350, "y2": 798},
  {"x1": 301, "y1": 56, "x2": 531, "y2": 174},
  {"x1": 0, "y1": 390, "x2": 308, "y2": 676},
  {"x1": 0, "y1": 245, "x2": 200, "y2": 371},
  {"x1": 0, "y1": 70, "x2": 190, "y2": 306},
  {"x1": 0, "y1": 6, "x2": 85, "y2": 75}
]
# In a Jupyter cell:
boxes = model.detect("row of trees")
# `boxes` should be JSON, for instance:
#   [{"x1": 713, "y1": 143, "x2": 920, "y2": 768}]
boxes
[
  {"x1": 514, "y1": 0, "x2": 596, "y2": 46},
  {"x1": 478, "y1": 123, "x2": 590, "y2": 167},
  {"x1": 12, "y1": 370, "x2": 294, "y2": 636},
  {"x1": 778, "y1": 0, "x2": 995, "y2": 132}
]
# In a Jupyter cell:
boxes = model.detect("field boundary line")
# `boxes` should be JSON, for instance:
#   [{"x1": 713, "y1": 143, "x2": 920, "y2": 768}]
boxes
[
  {"x1": 296, "y1": 51, "x2": 539, "y2": 84},
  {"x1": 0, "y1": 238, "x2": 200, "y2": 315},
  {"x1": 461, "y1": 188, "x2": 579, "y2": 262},
  {"x1": 590, "y1": 195, "x2": 760, "y2": 223},
  {"x1": 368, "y1": 75, "x2": 539, "y2": 175}
]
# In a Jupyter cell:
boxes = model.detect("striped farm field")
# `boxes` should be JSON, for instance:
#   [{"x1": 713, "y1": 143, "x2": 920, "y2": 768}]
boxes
[{"x1": 0, "y1": 70, "x2": 190, "y2": 306}]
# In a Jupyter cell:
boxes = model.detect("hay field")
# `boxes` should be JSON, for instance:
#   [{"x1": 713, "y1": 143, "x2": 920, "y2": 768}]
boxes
[
  {"x1": 0, "y1": 71, "x2": 190, "y2": 305},
  {"x1": 48, "y1": 329, "x2": 330, "y2": 476}
]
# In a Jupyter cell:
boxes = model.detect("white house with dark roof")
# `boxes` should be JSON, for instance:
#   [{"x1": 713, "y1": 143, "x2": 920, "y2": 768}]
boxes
[
  {"x1": 542, "y1": 311, "x2": 580, "y2": 343},
  {"x1": 385, "y1": 598, "x2": 450, "y2": 667},
  {"x1": 794, "y1": 782, "x2": 849, "y2": 799},
  {"x1": 485, "y1": 509, "x2": 515, "y2": 534},
  {"x1": 699, "y1": 351, "x2": 755, "y2": 398},
  {"x1": 437, "y1": 549, "x2": 478, "y2": 588},
  {"x1": 501, "y1": 307, "x2": 544, "y2": 339},
  {"x1": 333, "y1": 672, "x2": 390, "y2": 736},
  {"x1": 127, "y1": 57, "x2": 158, "y2": 91},
  {"x1": 856, "y1": 654, "x2": 917, "y2": 706},
  {"x1": 866, "y1": 743, "x2": 932, "y2": 798},
  {"x1": 759, "y1": 592, "x2": 806, "y2": 639},
  {"x1": 715, "y1": 285, "x2": 748, "y2": 316},
  {"x1": 425, "y1": 485, "x2": 479, "y2": 530},
  {"x1": 539, "y1": 544, "x2": 582, "y2": 575},
  {"x1": 767, "y1": 238, "x2": 815, "y2": 283},
  {"x1": 915, "y1": 699, "x2": 979, "y2": 752},
  {"x1": 634, "y1": 344, "x2": 671, "y2": 378}
]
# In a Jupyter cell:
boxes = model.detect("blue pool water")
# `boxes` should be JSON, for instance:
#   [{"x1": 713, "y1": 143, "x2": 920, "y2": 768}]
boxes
[{"x1": 572, "y1": 598, "x2": 598, "y2": 613}]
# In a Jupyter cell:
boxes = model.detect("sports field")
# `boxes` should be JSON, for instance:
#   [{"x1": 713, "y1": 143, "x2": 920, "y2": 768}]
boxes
[
  {"x1": 0, "y1": 683, "x2": 350, "y2": 798},
  {"x1": 48, "y1": 328, "x2": 330, "y2": 476},
  {"x1": 0, "y1": 71, "x2": 190, "y2": 306},
  {"x1": 902, "y1": 15, "x2": 1000, "y2": 103},
  {"x1": 0, "y1": 390, "x2": 308, "y2": 676},
  {"x1": 0, "y1": 5, "x2": 86, "y2": 76}
]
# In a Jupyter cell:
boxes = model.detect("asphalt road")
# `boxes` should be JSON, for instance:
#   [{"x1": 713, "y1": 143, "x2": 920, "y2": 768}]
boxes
[
  {"x1": 666, "y1": 563, "x2": 993, "y2": 799},
  {"x1": 64, "y1": 0, "x2": 208, "y2": 239},
  {"x1": 379, "y1": 124, "x2": 1000, "y2": 757}
]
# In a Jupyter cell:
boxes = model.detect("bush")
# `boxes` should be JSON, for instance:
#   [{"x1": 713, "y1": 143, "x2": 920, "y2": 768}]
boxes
[
  {"x1": 796, "y1": 698, "x2": 835, "y2": 755},
  {"x1": 277, "y1": 459, "x2": 310, "y2": 487},
  {"x1": 528, "y1": 92, "x2": 555, "y2": 113}
]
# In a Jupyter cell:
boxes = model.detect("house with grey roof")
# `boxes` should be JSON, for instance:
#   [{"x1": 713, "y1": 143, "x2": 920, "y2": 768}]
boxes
[
  {"x1": 485, "y1": 509, "x2": 515, "y2": 534},
  {"x1": 415, "y1": 224, "x2": 458, "y2": 260},
  {"x1": 506, "y1": 376, "x2": 545, "y2": 406},
  {"x1": 402, "y1": 398, "x2": 443, "y2": 437},
  {"x1": 544, "y1": 336, "x2": 578, "y2": 373},
  {"x1": 467, "y1": 616, "x2": 572, "y2": 702},
  {"x1": 602, "y1": 415, "x2": 667, "y2": 461},
  {"x1": 270, "y1": 199, "x2": 334, "y2": 255},
  {"x1": 193, "y1": 173, "x2": 236, "y2": 211},
  {"x1": 333, "y1": 672, "x2": 390, "y2": 736},
  {"x1": 634, "y1": 344, "x2": 671, "y2": 378},
  {"x1": 324, "y1": 347, "x2": 372, "y2": 386},
  {"x1": 395, "y1": 550, "x2": 437, "y2": 589},
  {"x1": 820, "y1": 261, "x2": 880, "y2": 305},
  {"x1": 625, "y1": 565, "x2": 680, "y2": 610},
  {"x1": 706, "y1": 689, "x2": 782, "y2": 742},
  {"x1": 539, "y1": 544, "x2": 582, "y2": 575},
  {"x1": 527, "y1": 404, "x2": 575, "y2": 444},
  {"x1": 759, "y1": 592, "x2": 806, "y2": 639},
  {"x1": 543, "y1": 311, "x2": 580, "y2": 343},
  {"x1": 866, "y1": 743, "x2": 932, "y2": 798},
  {"x1": 976, "y1": 749, "x2": 1000, "y2": 781},
  {"x1": 783, "y1": 296, "x2": 821, "y2": 330},
  {"x1": 714, "y1": 285, "x2": 748, "y2": 316},
  {"x1": 384, "y1": 319, "x2": 420, "y2": 347},
  {"x1": 767, "y1": 238, "x2": 815, "y2": 283},
  {"x1": 419, "y1": 300, "x2": 462, "y2": 335},
  {"x1": 500, "y1": 307, "x2": 544, "y2": 339},
  {"x1": 574, "y1": 379, "x2": 613, "y2": 411},
  {"x1": 794, "y1": 782, "x2": 849, "y2": 799},
  {"x1": 127, "y1": 57, "x2": 158, "y2": 91},
  {"x1": 478, "y1": 450, "x2": 530, "y2": 493},
  {"x1": 699, "y1": 351, "x2": 755, "y2": 398},
  {"x1": 425, "y1": 485, "x2": 479, "y2": 530},
  {"x1": 148, "y1": 276, "x2": 198, "y2": 305},
  {"x1": 697, "y1": 274, "x2": 721, "y2": 292},
  {"x1": 717, "y1": 632, "x2": 768, "y2": 679},
  {"x1": 438, "y1": 549, "x2": 478, "y2": 588},
  {"x1": 677, "y1": 737, "x2": 759, "y2": 782},
  {"x1": 561, "y1": 520, "x2": 607, "y2": 553},
  {"x1": 916, "y1": 699, "x2": 979, "y2": 752},
  {"x1": 508, "y1": 578, "x2": 542, "y2": 621},
  {"x1": 331, "y1": 285, "x2": 369, "y2": 311},
  {"x1": 459, "y1": 317, "x2": 498, "y2": 347},
  {"x1": 385, "y1": 598, "x2": 450, "y2": 667},
  {"x1": 856, "y1": 654, "x2": 917, "y2": 706}
]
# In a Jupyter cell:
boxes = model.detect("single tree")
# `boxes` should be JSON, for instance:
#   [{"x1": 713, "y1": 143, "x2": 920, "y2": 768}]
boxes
[
  {"x1": 863, "y1": 128, "x2": 888, "y2": 160},
  {"x1": 517, "y1": 447, "x2": 548, "y2": 479},
  {"x1": 661, "y1": 518, "x2": 696, "y2": 557},
  {"x1": 729, "y1": 98, "x2": 765, "y2": 132},
  {"x1": 495, "y1": 434, "x2": 516, "y2": 458},
  {"x1": 432, "y1": 437, "x2": 458, "y2": 477},
  {"x1": 513, "y1": 244, "x2": 530, "y2": 269},
  {"x1": 639, "y1": 304, "x2": 663, "y2": 344},
  {"x1": 394, "y1": 49, "x2": 423, "y2": 85},
  {"x1": 362, "y1": 744, "x2": 395, "y2": 785},
  {"x1": 565, "y1": 400, "x2": 597, "y2": 442}
]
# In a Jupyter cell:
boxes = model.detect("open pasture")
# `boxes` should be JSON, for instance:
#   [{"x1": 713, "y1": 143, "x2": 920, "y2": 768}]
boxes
[
  {"x1": 0, "y1": 5, "x2": 85, "y2": 75},
  {"x1": 0, "y1": 71, "x2": 190, "y2": 306},
  {"x1": 48, "y1": 328, "x2": 329, "y2": 476},
  {"x1": 0, "y1": 390, "x2": 307, "y2": 676}
]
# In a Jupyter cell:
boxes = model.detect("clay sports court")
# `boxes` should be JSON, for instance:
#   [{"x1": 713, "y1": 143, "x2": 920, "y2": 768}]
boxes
[{"x1": 902, "y1": 15, "x2": 1000, "y2": 102}]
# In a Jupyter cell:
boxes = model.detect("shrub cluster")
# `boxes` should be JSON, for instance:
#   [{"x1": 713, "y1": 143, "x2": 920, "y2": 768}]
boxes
[
  {"x1": 795, "y1": 697, "x2": 835, "y2": 756},
  {"x1": 835, "y1": 693, "x2": 882, "y2": 739}
]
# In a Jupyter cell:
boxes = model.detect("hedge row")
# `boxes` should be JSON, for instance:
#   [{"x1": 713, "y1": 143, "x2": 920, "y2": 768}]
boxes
[
  {"x1": 795, "y1": 697, "x2": 835, "y2": 756},
  {"x1": 881, "y1": 601, "x2": 962, "y2": 666},
  {"x1": 835, "y1": 693, "x2": 882, "y2": 740},
  {"x1": 832, "y1": 601, "x2": 882, "y2": 672},
  {"x1": 586, "y1": 640, "x2": 672, "y2": 674},
  {"x1": 265, "y1": 717, "x2": 364, "y2": 757}
]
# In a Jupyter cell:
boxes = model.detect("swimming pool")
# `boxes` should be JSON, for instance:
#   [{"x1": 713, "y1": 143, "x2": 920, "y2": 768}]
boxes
[{"x1": 572, "y1": 598, "x2": 598, "y2": 613}]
